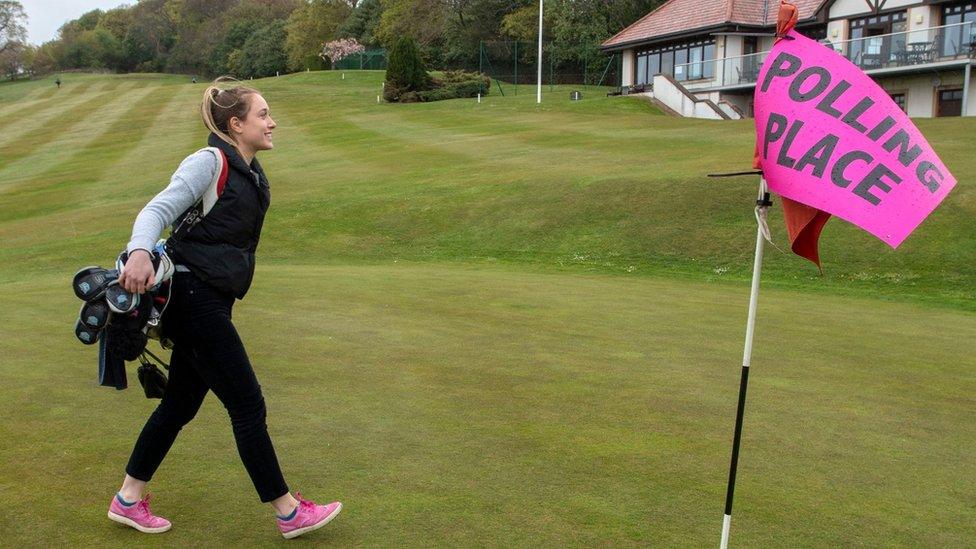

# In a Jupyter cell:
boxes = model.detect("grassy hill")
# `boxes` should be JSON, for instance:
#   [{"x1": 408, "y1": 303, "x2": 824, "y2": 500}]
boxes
[
  {"x1": 0, "y1": 72, "x2": 973, "y2": 546},
  {"x1": 2, "y1": 71, "x2": 975, "y2": 308}
]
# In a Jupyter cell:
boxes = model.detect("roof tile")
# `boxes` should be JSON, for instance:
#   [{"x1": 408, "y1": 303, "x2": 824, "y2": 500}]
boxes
[{"x1": 603, "y1": 0, "x2": 827, "y2": 48}]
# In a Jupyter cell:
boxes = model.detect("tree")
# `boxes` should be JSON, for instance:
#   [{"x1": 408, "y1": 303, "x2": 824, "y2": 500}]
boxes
[
  {"x1": 338, "y1": 0, "x2": 382, "y2": 47},
  {"x1": 165, "y1": 0, "x2": 237, "y2": 74},
  {"x1": 98, "y1": 7, "x2": 132, "y2": 42},
  {"x1": 321, "y1": 37, "x2": 364, "y2": 68},
  {"x1": 551, "y1": 0, "x2": 605, "y2": 68},
  {"x1": 383, "y1": 35, "x2": 431, "y2": 101},
  {"x1": 226, "y1": 0, "x2": 303, "y2": 24},
  {"x1": 210, "y1": 18, "x2": 263, "y2": 75},
  {"x1": 375, "y1": 0, "x2": 445, "y2": 53},
  {"x1": 441, "y1": 0, "x2": 528, "y2": 65},
  {"x1": 285, "y1": 0, "x2": 352, "y2": 71},
  {"x1": 501, "y1": 4, "x2": 548, "y2": 42},
  {"x1": 31, "y1": 40, "x2": 60, "y2": 73},
  {"x1": 227, "y1": 19, "x2": 289, "y2": 78},
  {"x1": 94, "y1": 26, "x2": 129, "y2": 70},
  {"x1": 125, "y1": 0, "x2": 176, "y2": 72},
  {"x1": 0, "y1": 0, "x2": 26, "y2": 54},
  {"x1": 0, "y1": 39, "x2": 26, "y2": 78}
]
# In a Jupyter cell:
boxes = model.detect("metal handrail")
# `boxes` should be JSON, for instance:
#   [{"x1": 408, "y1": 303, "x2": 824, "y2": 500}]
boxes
[{"x1": 715, "y1": 21, "x2": 975, "y2": 86}]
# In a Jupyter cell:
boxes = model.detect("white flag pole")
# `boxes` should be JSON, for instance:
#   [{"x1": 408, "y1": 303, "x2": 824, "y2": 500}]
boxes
[
  {"x1": 720, "y1": 176, "x2": 769, "y2": 549},
  {"x1": 536, "y1": 0, "x2": 544, "y2": 104}
]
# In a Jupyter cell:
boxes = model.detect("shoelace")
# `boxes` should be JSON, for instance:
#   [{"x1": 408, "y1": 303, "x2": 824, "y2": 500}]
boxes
[
  {"x1": 286, "y1": 492, "x2": 315, "y2": 518},
  {"x1": 298, "y1": 497, "x2": 316, "y2": 511},
  {"x1": 137, "y1": 494, "x2": 153, "y2": 515}
]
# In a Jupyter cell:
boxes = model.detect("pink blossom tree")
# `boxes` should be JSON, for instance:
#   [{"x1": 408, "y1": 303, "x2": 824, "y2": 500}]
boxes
[{"x1": 321, "y1": 38, "x2": 366, "y2": 70}]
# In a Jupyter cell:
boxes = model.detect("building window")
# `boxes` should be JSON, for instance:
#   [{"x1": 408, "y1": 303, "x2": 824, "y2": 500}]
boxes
[
  {"x1": 889, "y1": 93, "x2": 906, "y2": 113},
  {"x1": 848, "y1": 11, "x2": 908, "y2": 69},
  {"x1": 637, "y1": 55, "x2": 647, "y2": 85},
  {"x1": 937, "y1": 88, "x2": 964, "y2": 117},
  {"x1": 635, "y1": 38, "x2": 716, "y2": 83},
  {"x1": 942, "y1": 2, "x2": 976, "y2": 57}
]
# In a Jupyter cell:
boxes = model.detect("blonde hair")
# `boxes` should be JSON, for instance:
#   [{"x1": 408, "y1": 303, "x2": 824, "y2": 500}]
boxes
[{"x1": 201, "y1": 76, "x2": 260, "y2": 149}]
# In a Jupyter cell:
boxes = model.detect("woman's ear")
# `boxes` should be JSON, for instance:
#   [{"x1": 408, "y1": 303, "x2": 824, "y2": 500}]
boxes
[{"x1": 228, "y1": 116, "x2": 244, "y2": 136}]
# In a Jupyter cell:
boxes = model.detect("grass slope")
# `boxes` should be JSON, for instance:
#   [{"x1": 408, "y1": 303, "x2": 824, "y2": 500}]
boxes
[
  {"x1": 0, "y1": 72, "x2": 973, "y2": 546},
  {"x1": 2, "y1": 71, "x2": 975, "y2": 308}
]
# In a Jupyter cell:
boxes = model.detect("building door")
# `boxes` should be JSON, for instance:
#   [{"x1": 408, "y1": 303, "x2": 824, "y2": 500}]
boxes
[
  {"x1": 742, "y1": 37, "x2": 759, "y2": 83},
  {"x1": 942, "y1": 2, "x2": 976, "y2": 57},
  {"x1": 862, "y1": 26, "x2": 889, "y2": 68},
  {"x1": 849, "y1": 11, "x2": 908, "y2": 68},
  {"x1": 937, "y1": 88, "x2": 963, "y2": 116}
]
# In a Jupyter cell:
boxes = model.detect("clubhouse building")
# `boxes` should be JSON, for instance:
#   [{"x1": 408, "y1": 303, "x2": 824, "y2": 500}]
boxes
[{"x1": 602, "y1": 0, "x2": 975, "y2": 118}]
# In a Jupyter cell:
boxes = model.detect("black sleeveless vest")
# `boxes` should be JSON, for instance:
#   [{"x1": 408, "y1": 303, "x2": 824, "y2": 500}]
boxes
[{"x1": 166, "y1": 134, "x2": 271, "y2": 299}]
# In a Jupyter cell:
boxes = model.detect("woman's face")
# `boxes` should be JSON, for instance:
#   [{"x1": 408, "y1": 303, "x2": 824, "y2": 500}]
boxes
[{"x1": 231, "y1": 94, "x2": 276, "y2": 152}]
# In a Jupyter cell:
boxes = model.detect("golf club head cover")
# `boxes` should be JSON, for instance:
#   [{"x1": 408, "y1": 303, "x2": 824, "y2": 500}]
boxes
[
  {"x1": 75, "y1": 317, "x2": 101, "y2": 345},
  {"x1": 72, "y1": 266, "x2": 119, "y2": 302},
  {"x1": 105, "y1": 281, "x2": 140, "y2": 314},
  {"x1": 80, "y1": 299, "x2": 111, "y2": 330}
]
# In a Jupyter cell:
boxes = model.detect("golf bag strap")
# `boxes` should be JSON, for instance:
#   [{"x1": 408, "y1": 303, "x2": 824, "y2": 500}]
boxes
[
  {"x1": 199, "y1": 146, "x2": 230, "y2": 216},
  {"x1": 171, "y1": 147, "x2": 229, "y2": 239}
]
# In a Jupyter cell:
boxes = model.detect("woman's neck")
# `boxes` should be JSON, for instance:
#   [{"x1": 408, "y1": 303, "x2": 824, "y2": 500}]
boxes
[{"x1": 237, "y1": 143, "x2": 256, "y2": 166}]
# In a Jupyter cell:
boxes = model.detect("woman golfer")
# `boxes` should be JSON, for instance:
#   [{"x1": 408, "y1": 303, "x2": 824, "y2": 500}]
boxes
[{"x1": 108, "y1": 79, "x2": 341, "y2": 539}]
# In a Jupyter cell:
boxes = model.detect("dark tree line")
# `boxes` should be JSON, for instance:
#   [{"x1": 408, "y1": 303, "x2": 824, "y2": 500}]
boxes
[{"x1": 4, "y1": 0, "x2": 663, "y2": 79}]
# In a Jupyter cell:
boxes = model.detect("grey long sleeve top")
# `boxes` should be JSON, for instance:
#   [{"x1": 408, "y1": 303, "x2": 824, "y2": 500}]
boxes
[{"x1": 126, "y1": 149, "x2": 219, "y2": 255}]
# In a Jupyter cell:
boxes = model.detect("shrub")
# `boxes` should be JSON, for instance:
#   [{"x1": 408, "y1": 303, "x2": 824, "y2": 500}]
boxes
[
  {"x1": 383, "y1": 36, "x2": 431, "y2": 102},
  {"x1": 415, "y1": 72, "x2": 490, "y2": 102},
  {"x1": 399, "y1": 91, "x2": 422, "y2": 103}
]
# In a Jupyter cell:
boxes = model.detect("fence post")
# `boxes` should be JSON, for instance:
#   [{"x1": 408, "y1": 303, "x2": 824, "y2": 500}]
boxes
[{"x1": 514, "y1": 41, "x2": 518, "y2": 95}]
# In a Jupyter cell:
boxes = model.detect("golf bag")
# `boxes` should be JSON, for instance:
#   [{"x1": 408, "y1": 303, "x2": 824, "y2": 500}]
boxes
[
  {"x1": 71, "y1": 147, "x2": 229, "y2": 398},
  {"x1": 72, "y1": 241, "x2": 175, "y2": 398}
]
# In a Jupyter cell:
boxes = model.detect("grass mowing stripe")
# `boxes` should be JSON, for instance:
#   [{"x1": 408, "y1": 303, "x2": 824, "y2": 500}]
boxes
[
  {"x1": 0, "y1": 85, "x2": 171, "y2": 222},
  {"x1": 0, "y1": 81, "x2": 136, "y2": 183},
  {"x1": 79, "y1": 82, "x2": 203, "y2": 201},
  {"x1": 0, "y1": 80, "x2": 110, "y2": 154},
  {"x1": 0, "y1": 81, "x2": 72, "y2": 117},
  {"x1": 0, "y1": 85, "x2": 203, "y2": 279},
  {"x1": 0, "y1": 81, "x2": 156, "y2": 192},
  {"x1": 0, "y1": 80, "x2": 100, "y2": 127}
]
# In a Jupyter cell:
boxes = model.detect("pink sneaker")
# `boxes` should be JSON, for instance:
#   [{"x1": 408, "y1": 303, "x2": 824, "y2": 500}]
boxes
[
  {"x1": 107, "y1": 493, "x2": 172, "y2": 534},
  {"x1": 276, "y1": 492, "x2": 342, "y2": 539}
]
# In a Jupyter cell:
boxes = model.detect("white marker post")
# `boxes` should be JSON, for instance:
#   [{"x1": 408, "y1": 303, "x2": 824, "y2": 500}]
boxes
[
  {"x1": 720, "y1": 176, "x2": 770, "y2": 549},
  {"x1": 536, "y1": 0, "x2": 544, "y2": 104}
]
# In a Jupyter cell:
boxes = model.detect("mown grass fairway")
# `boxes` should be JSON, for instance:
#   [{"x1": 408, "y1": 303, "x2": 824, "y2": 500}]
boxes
[{"x1": 0, "y1": 72, "x2": 973, "y2": 546}]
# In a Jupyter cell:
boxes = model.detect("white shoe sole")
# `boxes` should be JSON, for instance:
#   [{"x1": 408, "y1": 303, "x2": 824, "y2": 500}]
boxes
[
  {"x1": 107, "y1": 510, "x2": 171, "y2": 533},
  {"x1": 281, "y1": 503, "x2": 342, "y2": 539}
]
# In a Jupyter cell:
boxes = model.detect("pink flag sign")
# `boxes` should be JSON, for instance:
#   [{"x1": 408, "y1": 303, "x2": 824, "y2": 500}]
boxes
[{"x1": 754, "y1": 30, "x2": 957, "y2": 248}]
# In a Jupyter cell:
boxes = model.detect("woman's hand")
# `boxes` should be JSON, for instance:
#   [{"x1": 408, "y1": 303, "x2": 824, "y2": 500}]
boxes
[{"x1": 118, "y1": 250, "x2": 155, "y2": 294}]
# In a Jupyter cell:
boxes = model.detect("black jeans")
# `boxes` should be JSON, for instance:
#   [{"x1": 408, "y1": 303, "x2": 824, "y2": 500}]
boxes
[{"x1": 125, "y1": 271, "x2": 289, "y2": 503}]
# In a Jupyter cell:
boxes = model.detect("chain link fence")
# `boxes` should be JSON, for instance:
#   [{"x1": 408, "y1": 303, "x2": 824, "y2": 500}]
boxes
[
  {"x1": 333, "y1": 49, "x2": 389, "y2": 71},
  {"x1": 328, "y1": 42, "x2": 622, "y2": 98},
  {"x1": 467, "y1": 41, "x2": 621, "y2": 96}
]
